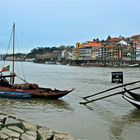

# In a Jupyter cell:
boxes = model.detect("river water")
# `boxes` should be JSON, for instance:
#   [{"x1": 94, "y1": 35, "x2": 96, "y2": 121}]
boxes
[{"x1": 0, "y1": 61, "x2": 140, "y2": 140}]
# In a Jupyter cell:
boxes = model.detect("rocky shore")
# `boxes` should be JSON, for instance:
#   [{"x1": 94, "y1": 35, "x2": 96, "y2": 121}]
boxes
[{"x1": 0, "y1": 111, "x2": 75, "y2": 140}]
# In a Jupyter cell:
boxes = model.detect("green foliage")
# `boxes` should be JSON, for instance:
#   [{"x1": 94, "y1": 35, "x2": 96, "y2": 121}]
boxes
[
  {"x1": 26, "y1": 45, "x2": 74, "y2": 58},
  {"x1": 106, "y1": 35, "x2": 111, "y2": 41}
]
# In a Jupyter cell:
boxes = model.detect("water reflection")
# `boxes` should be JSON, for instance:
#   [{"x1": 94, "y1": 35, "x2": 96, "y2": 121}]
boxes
[
  {"x1": 109, "y1": 109, "x2": 140, "y2": 140},
  {"x1": 0, "y1": 98, "x2": 73, "y2": 113}
]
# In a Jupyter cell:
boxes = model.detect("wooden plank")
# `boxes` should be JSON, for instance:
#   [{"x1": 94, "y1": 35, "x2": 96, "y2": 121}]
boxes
[
  {"x1": 80, "y1": 86, "x2": 140, "y2": 105},
  {"x1": 82, "y1": 80, "x2": 140, "y2": 100}
]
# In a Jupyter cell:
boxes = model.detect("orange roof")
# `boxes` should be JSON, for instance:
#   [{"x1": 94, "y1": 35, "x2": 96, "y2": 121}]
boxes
[
  {"x1": 132, "y1": 40, "x2": 139, "y2": 43},
  {"x1": 82, "y1": 41, "x2": 102, "y2": 48},
  {"x1": 105, "y1": 45, "x2": 118, "y2": 49},
  {"x1": 108, "y1": 38, "x2": 121, "y2": 42},
  {"x1": 133, "y1": 40, "x2": 138, "y2": 43}
]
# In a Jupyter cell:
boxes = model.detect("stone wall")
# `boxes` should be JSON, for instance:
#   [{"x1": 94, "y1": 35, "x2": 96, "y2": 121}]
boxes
[{"x1": 0, "y1": 111, "x2": 75, "y2": 140}]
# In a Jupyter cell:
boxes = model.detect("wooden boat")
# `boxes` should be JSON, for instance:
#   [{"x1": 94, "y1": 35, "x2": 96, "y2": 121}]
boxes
[
  {"x1": 13, "y1": 82, "x2": 74, "y2": 99},
  {"x1": 124, "y1": 87, "x2": 140, "y2": 100},
  {"x1": 0, "y1": 23, "x2": 74, "y2": 99},
  {"x1": 0, "y1": 75, "x2": 74, "y2": 99},
  {"x1": 0, "y1": 84, "x2": 31, "y2": 99},
  {"x1": 129, "y1": 63, "x2": 139, "y2": 67},
  {"x1": 0, "y1": 70, "x2": 31, "y2": 99},
  {"x1": 0, "y1": 81, "x2": 74, "y2": 100},
  {"x1": 122, "y1": 93, "x2": 140, "y2": 109}
]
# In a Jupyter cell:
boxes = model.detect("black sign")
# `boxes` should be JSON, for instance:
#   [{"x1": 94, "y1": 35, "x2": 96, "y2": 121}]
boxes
[{"x1": 111, "y1": 72, "x2": 123, "y2": 83}]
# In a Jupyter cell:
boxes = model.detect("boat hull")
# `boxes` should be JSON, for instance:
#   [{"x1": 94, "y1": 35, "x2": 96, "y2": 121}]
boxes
[
  {"x1": 122, "y1": 94, "x2": 140, "y2": 109},
  {"x1": 124, "y1": 88, "x2": 140, "y2": 100},
  {"x1": 0, "y1": 91, "x2": 31, "y2": 99},
  {"x1": 0, "y1": 86, "x2": 74, "y2": 99},
  {"x1": 25, "y1": 88, "x2": 74, "y2": 99}
]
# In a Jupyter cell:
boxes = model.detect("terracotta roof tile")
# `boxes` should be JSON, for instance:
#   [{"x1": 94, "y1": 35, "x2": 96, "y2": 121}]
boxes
[{"x1": 82, "y1": 41, "x2": 102, "y2": 48}]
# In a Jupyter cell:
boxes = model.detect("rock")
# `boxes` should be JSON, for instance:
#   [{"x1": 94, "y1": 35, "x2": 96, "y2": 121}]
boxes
[
  {"x1": 0, "y1": 122, "x2": 4, "y2": 128},
  {"x1": 0, "y1": 115, "x2": 7, "y2": 125},
  {"x1": 0, "y1": 113, "x2": 75, "y2": 140},
  {"x1": 0, "y1": 114, "x2": 7, "y2": 121},
  {"x1": 20, "y1": 132, "x2": 37, "y2": 140},
  {"x1": 38, "y1": 127, "x2": 54, "y2": 140},
  {"x1": 8, "y1": 125, "x2": 24, "y2": 133},
  {"x1": 7, "y1": 138, "x2": 19, "y2": 140},
  {"x1": 1, "y1": 127, "x2": 20, "y2": 138},
  {"x1": 6, "y1": 138, "x2": 12, "y2": 140},
  {"x1": 53, "y1": 132, "x2": 75, "y2": 140},
  {"x1": 0, "y1": 131, "x2": 9, "y2": 139},
  {"x1": 26, "y1": 130, "x2": 37, "y2": 137},
  {"x1": 5, "y1": 117, "x2": 21, "y2": 126},
  {"x1": 22, "y1": 121, "x2": 38, "y2": 131},
  {"x1": 0, "y1": 111, "x2": 7, "y2": 116},
  {"x1": 8, "y1": 115, "x2": 17, "y2": 120}
]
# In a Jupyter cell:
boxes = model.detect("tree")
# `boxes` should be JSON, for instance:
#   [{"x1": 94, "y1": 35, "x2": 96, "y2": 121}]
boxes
[{"x1": 106, "y1": 35, "x2": 111, "y2": 41}]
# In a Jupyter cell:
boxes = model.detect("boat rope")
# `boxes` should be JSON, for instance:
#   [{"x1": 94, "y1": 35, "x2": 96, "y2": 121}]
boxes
[
  {"x1": 16, "y1": 74, "x2": 38, "y2": 89},
  {"x1": 15, "y1": 31, "x2": 26, "y2": 81},
  {"x1": 2, "y1": 28, "x2": 13, "y2": 69}
]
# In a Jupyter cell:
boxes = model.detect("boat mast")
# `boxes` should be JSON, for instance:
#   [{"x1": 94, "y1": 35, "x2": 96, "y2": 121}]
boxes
[{"x1": 12, "y1": 23, "x2": 15, "y2": 85}]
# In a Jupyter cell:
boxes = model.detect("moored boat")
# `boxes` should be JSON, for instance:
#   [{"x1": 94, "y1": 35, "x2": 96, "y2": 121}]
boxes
[
  {"x1": 0, "y1": 23, "x2": 74, "y2": 100},
  {"x1": 129, "y1": 63, "x2": 139, "y2": 67},
  {"x1": 0, "y1": 80, "x2": 74, "y2": 99}
]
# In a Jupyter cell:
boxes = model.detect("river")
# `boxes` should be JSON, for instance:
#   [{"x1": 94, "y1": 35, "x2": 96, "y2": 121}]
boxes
[{"x1": 0, "y1": 61, "x2": 140, "y2": 140}]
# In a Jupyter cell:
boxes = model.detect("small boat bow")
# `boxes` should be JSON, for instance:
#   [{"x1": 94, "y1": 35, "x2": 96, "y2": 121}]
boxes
[{"x1": 122, "y1": 93, "x2": 140, "y2": 109}]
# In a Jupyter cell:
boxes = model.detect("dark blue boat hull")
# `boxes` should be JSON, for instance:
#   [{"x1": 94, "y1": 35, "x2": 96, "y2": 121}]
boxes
[{"x1": 0, "y1": 91, "x2": 31, "y2": 99}]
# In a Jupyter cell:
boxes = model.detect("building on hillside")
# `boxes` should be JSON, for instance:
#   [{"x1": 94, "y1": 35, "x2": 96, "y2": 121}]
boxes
[
  {"x1": 131, "y1": 40, "x2": 140, "y2": 60},
  {"x1": 107, "y1": 37, "x2": 121, "y2": 46},
  {"x1": 118, "y1": 40, "x2": 131, "y2": 60},
  {"x1": 66, "y1": 50, "x2": 73, "y2": 60},
  {"x1": 59, "y1": 49, "x2": 73, "y2": 60},
  {"x1": 79, "y1": 46, "x2": 92, "y2": 60},
  {"x1": 77, "y1": 41, "x2": 102, "y2": 60},
  {"x1": 131, "y1": 34, "x2": 140, "y2": 40},
  {"x1": 91, "y1": 42, "x2": 102, "y2": 60},
  {"x1": 72, "y1": 47, "x2": 79, "y2": 60},
  {"x1": 5, "y1": 55, "x2": 25, "y2": 61},
  {"x1": 103, "y1": 38, "x2": 131, "y2": 61},
  {"x1": 25, "y1": 58, "x2": 35, "y2": 62},
  {"x1": 36, "y1": 51, "x2": 60, "y2": 61},
  {"x1": 73, "y1": 35, "x2": 140, "y2": 62}
]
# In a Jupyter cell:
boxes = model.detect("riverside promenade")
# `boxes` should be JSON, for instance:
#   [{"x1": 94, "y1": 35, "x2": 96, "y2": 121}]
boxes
[{"x1": 0, "y1": 111, "x2": 75, "y2": 140}]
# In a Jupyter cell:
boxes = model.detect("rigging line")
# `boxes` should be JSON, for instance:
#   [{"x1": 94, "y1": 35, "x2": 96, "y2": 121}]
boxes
[
  {"x1": 16, "y1": 25, "x2": 34, "y2": 47},
  {"x1": 15, "y1": 30, "x2": 26, "y2": 81},
  {"x1": 2, "y1": 28, "x2": 13, "y2": 69}
]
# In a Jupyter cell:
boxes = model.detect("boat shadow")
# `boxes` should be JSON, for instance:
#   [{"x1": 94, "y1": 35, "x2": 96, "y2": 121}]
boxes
[{"x1": 109, "y1": 109, "x2": 140, "y2": 140}]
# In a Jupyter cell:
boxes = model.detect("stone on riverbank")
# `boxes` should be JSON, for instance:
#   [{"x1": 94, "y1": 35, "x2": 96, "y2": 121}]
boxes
[
  {"x1": 0, "y1": 112, "x2": 76, "y2": 140},
  {"x1": 53, "y1": 132, "x2": 75, "y2": 140}
]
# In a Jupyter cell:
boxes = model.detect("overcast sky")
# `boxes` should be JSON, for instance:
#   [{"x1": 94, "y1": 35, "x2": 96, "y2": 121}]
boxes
[{"x1": 0, "y1": 0, "x2": 140, "y2": 53}]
